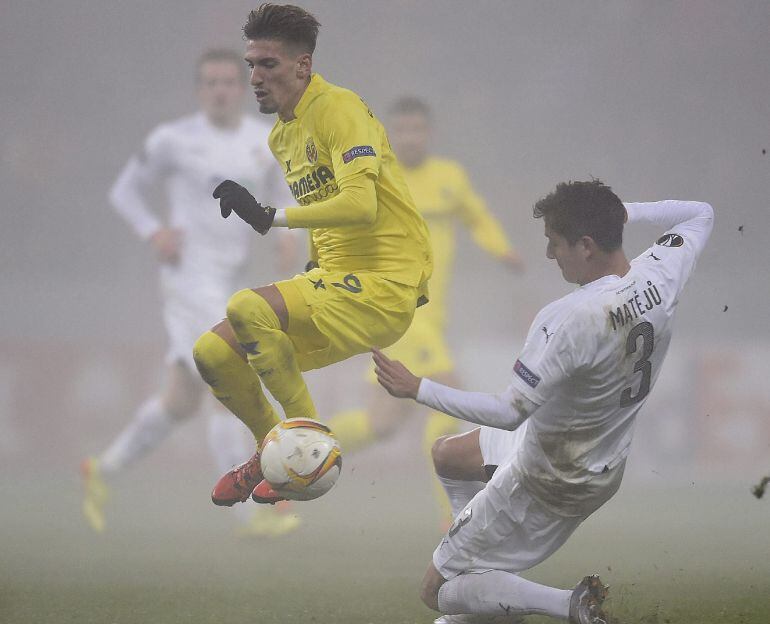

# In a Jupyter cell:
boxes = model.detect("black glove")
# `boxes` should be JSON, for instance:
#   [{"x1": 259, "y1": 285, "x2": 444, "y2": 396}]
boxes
[{"x1": 212, "y1": 180, "x2": 276, "y2": 235}]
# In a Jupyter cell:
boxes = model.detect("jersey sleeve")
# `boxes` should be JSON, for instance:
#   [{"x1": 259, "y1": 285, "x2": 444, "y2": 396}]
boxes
[
  {"x1": 625, "y1": 200, "x2": 714, "y2": 296},
  {"x1": 318, "y1": 97, "x2": 382, "y2": 185},
  {"x1": 108, "y1": 126, "x2": 176, "y2": 240},
  {"x1": 416, "y1": 377, "x2": 538, "y2": 431},
  {"x1": 285, "y1": 174, "x2": 377, "y2": 228},
  {"x1": 508, "y1": 306, "x2": 584, "y2": 405},
  {"x1": 454, "y1": 165, "x2": 513, "y2": 258}
]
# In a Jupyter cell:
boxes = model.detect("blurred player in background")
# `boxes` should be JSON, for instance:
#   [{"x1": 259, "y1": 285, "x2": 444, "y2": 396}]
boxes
[
  {"x1": 375, "y1": 181, "x2": 713, "y2": 623},
  {"x1": 193, "y1": 4, "x2": 432, "y2": 507},
  {"x1": 328, "y1": 97, "x2": 523, "y2": 526},
  {"x1": 81, "y1": 48, "x2": 297, "y2": 536}
]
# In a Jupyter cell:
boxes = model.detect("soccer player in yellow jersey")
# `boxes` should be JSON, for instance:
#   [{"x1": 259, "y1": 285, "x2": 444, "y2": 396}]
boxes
[
  {"x1": 192, "y1": 3, "x2": 432, "y2": 506},
  {"x1": 327, "y1": 97, "x2": 522, "y2": 524}
]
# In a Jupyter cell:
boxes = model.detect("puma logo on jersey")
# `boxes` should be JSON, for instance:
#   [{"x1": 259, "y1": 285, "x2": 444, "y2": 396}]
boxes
[
  {"x1": 648, "y1": 251, "x2": 661, "y2": 261},
  {"x1": 541, "y1": 326, "x2": 554, "y2": 343}
]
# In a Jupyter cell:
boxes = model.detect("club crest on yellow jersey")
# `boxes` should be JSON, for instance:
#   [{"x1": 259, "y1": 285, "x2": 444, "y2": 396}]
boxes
[{"x1": 305, "y1": 137, "x2": 318, "y2": 164}]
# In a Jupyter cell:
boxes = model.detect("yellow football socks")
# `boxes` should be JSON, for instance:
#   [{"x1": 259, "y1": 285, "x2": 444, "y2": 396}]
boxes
[
  {"x1": 326, "y1": 408, "x2": 375, "y2": 452},
  {"x1": 193, "y1": 330, "x2": 279, "y2": 441},
  {"x1": 226, "y1": 289, "x2": 317, "y2": 421}
]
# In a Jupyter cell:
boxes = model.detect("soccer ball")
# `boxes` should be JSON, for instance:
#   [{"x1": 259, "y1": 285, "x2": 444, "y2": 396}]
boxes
[{"x1": 259, "y1": 418, "x2": 342, "y2": 501}]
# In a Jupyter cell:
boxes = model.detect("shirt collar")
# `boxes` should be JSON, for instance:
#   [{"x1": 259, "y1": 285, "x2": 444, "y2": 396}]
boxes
[{"x1": 293, "y1": 73, "x2": 327, "y2": 119}]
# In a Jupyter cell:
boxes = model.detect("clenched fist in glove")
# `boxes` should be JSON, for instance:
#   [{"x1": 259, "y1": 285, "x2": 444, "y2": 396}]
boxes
[{"x1": 212, "y1": 180, "x2": 276, "y2": 235}]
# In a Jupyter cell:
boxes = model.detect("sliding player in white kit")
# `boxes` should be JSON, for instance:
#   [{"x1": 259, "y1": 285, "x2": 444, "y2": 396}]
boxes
[
  {"x1": 81, "y1": 49, "x2": 296, "y2": 536},
  {"x1": 374, "y1": 180, "x2": 713, "y2": 623}
]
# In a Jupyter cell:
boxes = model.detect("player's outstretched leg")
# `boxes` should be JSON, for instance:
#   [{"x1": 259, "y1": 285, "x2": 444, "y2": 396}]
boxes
[
  {"x1": 431, "y1": 567, "x2": 607, "y2": 622},
  {"x1": 194, "y1": 323, "x2": 280, "y2": 440},
  {"x1": 80, "y1": 456, "x2": 109, "y2": 533},
  {"x1": 226, "y1": 287, "x2": 317, "y2": 421},
  {"x1": 194, "y1": 323, "x2": 280, "y2": 506},
  {"x1": 81, "y1": 395, "x2": 177, "y2": 532}
]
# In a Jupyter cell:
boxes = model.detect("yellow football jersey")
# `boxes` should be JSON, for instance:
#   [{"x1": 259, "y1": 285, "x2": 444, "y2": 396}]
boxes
[
  {"x1": 401, "y1": 157, "x2": 513, "y2": 327},
  {"x1": 269, "y1": 74, "x2": 432, "y2": 289}
]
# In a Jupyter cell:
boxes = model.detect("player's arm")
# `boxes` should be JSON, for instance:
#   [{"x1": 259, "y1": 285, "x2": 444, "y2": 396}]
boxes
[
  {"x1": 279, "y1": 173, "x2": 377, "y2": 228},
  {"x1": 455, "y1": 166, "x2": 522, "y2": 268},
  {"x1": 110, "y1": 128, "x2": 181, "y2": 263},
  {"x1": 213, "y1": 174, "x2": 377, "y2": 233},
  {"x1": 214, "y1": 99, "x2": 381, "y2": 233},
  {"x1": 624, "y1": 200, "x2": 714, "y2": 258},
  {"x1": 372, "y1": 348, "x2": 538, "y2": 431},
  {"x1": 109, "y1": 128, "x2": 172, "y2": 240}
]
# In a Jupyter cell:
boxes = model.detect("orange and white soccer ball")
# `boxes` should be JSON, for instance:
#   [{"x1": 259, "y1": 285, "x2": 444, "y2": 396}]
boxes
[{"x1": 259, "y1": 418, "x2": 342, "y2": 501}]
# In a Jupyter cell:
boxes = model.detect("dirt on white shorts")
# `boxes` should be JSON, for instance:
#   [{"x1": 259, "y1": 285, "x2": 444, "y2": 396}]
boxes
[{"x1": 433, "y1": 425, "x2": 583, "y2": 580}]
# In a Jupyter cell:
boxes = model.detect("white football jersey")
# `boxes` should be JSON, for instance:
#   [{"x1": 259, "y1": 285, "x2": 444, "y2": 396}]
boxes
[
  {"x1": 109, "y1": 112, "x2": 292, "y2": 276},
  {"x1": 507, "y1": 201, "x2": 713, "y2": 515}
]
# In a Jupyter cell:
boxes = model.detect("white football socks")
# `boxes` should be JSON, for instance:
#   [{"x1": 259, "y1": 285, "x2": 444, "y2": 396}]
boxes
[
  {"x1": 438, "y1": 570, "x2": 571, "y2": 619},
  {"x1": 206, "y1": 410, "x2": 254, "y2": 474},
  {"x1": 438, "y1": 475, "x2": 485, "y2": 519},
  {"x1": 99, "y1": 396, "x2": 175, "y2": 477}
]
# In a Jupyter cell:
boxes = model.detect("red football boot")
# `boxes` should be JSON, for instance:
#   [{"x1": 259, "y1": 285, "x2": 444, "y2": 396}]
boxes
[
  {"x1": 251, "y1": 479, "x2": 287, "y2": 505},
  {"x1": 212, "y1": 452, "x2": 263, "y2": 506}
]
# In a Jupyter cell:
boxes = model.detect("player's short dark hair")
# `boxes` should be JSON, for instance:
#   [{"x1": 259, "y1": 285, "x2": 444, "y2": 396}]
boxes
[
  {"x1": 196, "y1": 48, "x2": 248, "y2": 82},
  {"x1": 388, "y1": 96, "x2": 431, "y2": 120},
  {"x1": 533, "y1": 180, "x2": 625, "y2": 251},
  {"x1": 243, "y1": 3, "x2": 320, "y2": 54}
]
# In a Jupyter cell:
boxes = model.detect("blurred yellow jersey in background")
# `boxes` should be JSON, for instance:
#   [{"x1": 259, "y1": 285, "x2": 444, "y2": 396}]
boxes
[{"x1": 375, "y1": 156, "x2": 515, "y2": 377}]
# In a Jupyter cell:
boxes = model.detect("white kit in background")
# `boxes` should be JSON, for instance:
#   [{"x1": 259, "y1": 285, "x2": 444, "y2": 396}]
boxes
[
  {"x1": 111, "y1": 111, "x2": 292, "y2": 367},
  {"x1": 101, "y1": 112, "x2": 293, "y2": 512}
]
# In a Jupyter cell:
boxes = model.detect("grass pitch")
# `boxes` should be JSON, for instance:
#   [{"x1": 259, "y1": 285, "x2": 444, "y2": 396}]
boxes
[{"x1": 2, "y1": 452, "x2": 768, "y2": 624}]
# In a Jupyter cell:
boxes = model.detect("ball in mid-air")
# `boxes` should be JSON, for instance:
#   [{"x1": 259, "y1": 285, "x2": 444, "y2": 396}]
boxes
[{"x1": 259, "y1": 418, "x2": 342, "y2": 501}]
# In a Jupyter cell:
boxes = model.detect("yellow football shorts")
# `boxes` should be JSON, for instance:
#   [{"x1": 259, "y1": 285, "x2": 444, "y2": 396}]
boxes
[{"x1": 275, "y1": 267, "x2": 419, "y2": 372}]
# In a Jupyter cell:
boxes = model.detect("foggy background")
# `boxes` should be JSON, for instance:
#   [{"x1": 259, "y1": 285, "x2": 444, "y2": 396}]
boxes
[
  {"x1": 1, "y1": 2, "x2": 769, "y2": 623},
  {"x1": 2, "y1": 0, "x2": 768, "y2": 479},
  {"x1": 0, "y1": 0, "x2": 770, "y2": 572}
]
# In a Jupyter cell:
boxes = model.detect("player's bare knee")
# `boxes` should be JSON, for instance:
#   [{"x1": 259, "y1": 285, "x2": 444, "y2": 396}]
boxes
[
  {"x1": 431, "y1": 435, "x2": 454, "y2": 477},
  {"x1": 432, "y1": 431, "x2": 486, "y2": 481}
]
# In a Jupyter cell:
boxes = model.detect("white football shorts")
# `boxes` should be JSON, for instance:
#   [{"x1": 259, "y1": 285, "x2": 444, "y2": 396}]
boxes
[
  {"x1": 432, "y1": 453, "x2": 583, "y2": 579},
  {"x1": 160, "y1": 264, "x2": 234, "y2": 369},
  {"x1": 434, "y1": 424, "x2": 583, "y2": 579}
]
